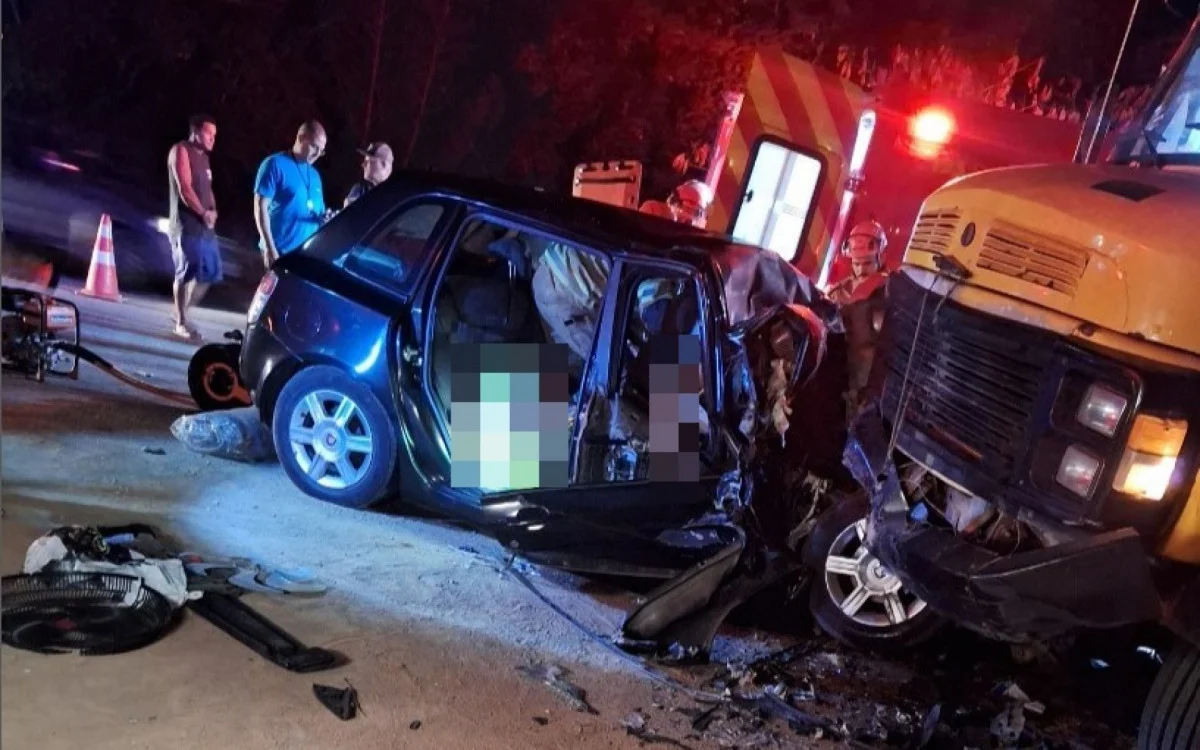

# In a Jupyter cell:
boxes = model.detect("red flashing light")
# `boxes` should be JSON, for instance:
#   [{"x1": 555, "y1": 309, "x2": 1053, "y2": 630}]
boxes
[{"x1": 909, "y1": 107, "x2": 955, "y2": 146}]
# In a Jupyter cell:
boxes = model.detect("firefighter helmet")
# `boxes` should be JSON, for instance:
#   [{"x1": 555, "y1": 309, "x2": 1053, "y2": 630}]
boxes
[
  {"x1": 843, "y1": 220, "x2": 888, "y2": 261},
  {"x1": 667, "y1": 180, "x2": 714, "y2": 227}
]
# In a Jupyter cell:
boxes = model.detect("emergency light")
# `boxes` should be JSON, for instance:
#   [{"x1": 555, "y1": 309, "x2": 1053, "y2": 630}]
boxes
[{"x1": 908, "y1": 107, "x2": 956, "y2": 159}]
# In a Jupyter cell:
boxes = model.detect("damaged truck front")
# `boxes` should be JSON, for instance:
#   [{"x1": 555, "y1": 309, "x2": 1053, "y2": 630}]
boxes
[{"x1": 845, "y1": 16, "x2": 1200, "y2": 750}]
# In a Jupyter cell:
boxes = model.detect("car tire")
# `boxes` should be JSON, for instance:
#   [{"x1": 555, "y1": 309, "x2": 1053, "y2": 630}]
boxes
[
  {"x1": 187, "y1": 343, "x2": 253, "y2": 412},
  {"x1": 804, "y1": 493, "x2": 944, "y2": 654},
  {"x1": 1138, "y1": 640, "x2": 1200, "y2": 750},
  {"x1": 271, "y1": 365, "x2": 397, "y2": 509}
]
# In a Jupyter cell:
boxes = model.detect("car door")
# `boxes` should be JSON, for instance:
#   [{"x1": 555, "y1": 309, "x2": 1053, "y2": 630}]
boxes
[{"x1": 483, "y1": 257, "x2": 730, "y2": 577}]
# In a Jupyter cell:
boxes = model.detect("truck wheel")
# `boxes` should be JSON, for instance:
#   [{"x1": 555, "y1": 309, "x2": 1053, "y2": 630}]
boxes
[
  {"x1": 1139, "y1": 640, "x2": 1200, "y2": 750},
  {"x1": 188, "y1": 343, "x2": 253, "y2": 412},
  {"x1": 804, "y1": 493, "x2": 944, "y2": 654},
  {"x1": 272, "y1": 365, "x2": 397, "y2": 509}
]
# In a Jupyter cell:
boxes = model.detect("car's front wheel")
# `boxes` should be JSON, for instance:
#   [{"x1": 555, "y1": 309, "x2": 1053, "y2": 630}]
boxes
[
  {"x1": 805, "y1": 494, "x2": 944, "y2": 654},
  {"x1": 271, "y1": 365, "x2": 397, "y2": 509},
  {"x1": 1139, "y1": 639, "x2": 1200, "y2": 750}
]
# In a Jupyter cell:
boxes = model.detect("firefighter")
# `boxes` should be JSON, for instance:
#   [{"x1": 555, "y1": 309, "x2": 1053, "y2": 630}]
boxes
[
  {"x1": 639, "y1": 199, "x2": 674, "y2": 219},
  {"x1": 665, "y1": 179, "x2": 714, "y2": 228},
  {"x1": 827, "y1": 220, "x2": 889, "y2": 306},
  {"x1": 828, "y1": 220, "x2": 890, "y2": 420}
]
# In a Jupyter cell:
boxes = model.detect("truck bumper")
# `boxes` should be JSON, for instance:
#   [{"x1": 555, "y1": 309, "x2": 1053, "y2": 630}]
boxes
[{"x1": 843, "y1": 406, "x2": 1163, "y2": 641}]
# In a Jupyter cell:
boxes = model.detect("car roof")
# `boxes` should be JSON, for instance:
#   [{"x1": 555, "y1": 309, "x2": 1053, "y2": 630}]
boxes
[{"x1": 380, "y1": 169, "x2": 761, "y2": 268}]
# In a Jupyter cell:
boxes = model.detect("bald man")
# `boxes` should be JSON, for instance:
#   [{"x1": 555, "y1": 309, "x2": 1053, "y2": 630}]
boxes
[{"x1": 254, "y1": 119, "x2": 329, "y2": 268}]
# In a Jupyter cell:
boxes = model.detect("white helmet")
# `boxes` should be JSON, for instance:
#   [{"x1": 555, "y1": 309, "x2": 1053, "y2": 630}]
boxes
[
  {"x1": 843, "y1": 220, "x2": 888, "y2": 262},
  {"x1": 667, "y1": 180, "x2": 714, "y2": 227}
]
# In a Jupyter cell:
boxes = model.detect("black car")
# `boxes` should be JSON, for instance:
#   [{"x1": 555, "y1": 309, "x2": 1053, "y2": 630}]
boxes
[{"x1": 239, "y1": 170, "x2": 855, "y2": 580}]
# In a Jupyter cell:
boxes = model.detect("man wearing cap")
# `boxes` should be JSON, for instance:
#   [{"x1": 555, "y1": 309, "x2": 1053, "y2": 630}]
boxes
[{"x1": 344, "y1": 142, "x2": 394, "y2": 208}]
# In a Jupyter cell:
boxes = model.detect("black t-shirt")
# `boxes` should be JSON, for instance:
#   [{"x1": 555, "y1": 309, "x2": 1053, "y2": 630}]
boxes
[{"x1": 344, "y1": 179, "x2": 374, "y2": 206}]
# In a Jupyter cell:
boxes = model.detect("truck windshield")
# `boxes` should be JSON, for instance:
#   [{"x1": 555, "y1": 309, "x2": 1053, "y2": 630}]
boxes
[
  {"x1": 1114, "y1": 19, "x2": 1200, "y2": 166},
  {"x1": 1145, "y1": 42, "x2": 1200, "y2": 160}
]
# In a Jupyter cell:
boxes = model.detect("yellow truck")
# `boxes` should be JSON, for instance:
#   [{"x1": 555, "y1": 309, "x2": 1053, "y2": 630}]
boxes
[{"x1": 838, "y1": 13, "x2": 1200, "y2": 749}]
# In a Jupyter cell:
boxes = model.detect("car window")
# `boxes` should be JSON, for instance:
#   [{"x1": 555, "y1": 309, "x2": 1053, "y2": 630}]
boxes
[{"x1": 338, "y1": 202, "x2": 446, "y2": 293}]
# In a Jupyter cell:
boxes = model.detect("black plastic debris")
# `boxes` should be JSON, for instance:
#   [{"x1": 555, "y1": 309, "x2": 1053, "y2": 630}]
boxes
[
  {"x1": 142, "y1": 447, "x2": 166, "y2": 456},
  {"x1": 313, "y1": 682, "x2": 360, "y2": 721},
  {"x1": 516, "y1": 662, "x2": 597, "y2": 714},
  {"x1": 532, "y1": 716, "x2": 549, "y2": 726},
  {"x1": 409, "y1": 720, "x2": 422, "y2": 730},
  {"x1": 188, "y1": 591, "x2": 343, "y2": 673},
  {"x1": 2, "y1": 572, "x2": 177, "y2": 655}
]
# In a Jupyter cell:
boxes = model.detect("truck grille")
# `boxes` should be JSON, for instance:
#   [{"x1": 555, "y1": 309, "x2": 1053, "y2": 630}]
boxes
[
  {"x1": 977, "y1": 220, "x2": 1090, "y2": 297},
  {"x1": 881, "y1": 273, "x2": 1055, "y2": 480},
  {"x1": 907, "y1": 209, "x2": 961, "y2": 255}
]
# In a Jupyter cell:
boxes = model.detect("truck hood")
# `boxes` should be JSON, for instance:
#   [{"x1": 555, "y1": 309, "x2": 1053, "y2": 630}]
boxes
[{"x1": 911, "y1": 163, "x2": 1200, "y2": 357}]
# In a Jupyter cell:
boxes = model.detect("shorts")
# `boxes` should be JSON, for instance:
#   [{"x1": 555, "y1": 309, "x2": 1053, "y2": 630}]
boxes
[{"x1": 173, "y1": 232, "x2": 223, "y2": 284}]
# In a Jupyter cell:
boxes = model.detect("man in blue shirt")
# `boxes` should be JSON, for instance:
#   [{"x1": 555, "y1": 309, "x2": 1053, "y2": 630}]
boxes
[{"x1": 253, "y1": 119, "x2": 329, "y2": 268}]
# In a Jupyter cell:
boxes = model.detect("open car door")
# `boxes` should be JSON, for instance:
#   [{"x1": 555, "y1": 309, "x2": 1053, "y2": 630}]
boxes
[{"x1": 481, "y1": 259, "x2": 731, "y2": 578}]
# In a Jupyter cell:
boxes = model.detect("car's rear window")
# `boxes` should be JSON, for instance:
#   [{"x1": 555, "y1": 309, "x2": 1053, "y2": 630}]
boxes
[{"x1": 334, "y1": 201, "x2": 447, "y2": 295}]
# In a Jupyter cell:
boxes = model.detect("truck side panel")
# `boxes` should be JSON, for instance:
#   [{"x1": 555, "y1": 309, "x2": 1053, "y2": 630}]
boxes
[{"x1": 712, "y1": 50, "x2": 866, "y2": 278}]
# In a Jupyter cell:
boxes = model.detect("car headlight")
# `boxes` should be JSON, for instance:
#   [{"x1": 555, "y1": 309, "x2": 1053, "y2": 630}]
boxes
[
  {"x1": 1056, "y1": 444, "x2": 1102, "y2": 498},
  {"x1": 1076, "y1": 383, "x2": 1127, "y2": 438},
  {"x1": 1112, "y1": 415, "x2": 1188, "y2": 501}
]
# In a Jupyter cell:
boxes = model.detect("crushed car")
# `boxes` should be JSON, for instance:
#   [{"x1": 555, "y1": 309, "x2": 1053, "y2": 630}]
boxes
[{"x1": 234, "y1": 170, "x2": 907, "y2": 652}]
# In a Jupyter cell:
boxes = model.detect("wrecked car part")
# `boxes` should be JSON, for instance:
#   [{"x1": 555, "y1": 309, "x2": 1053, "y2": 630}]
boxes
[
  {"x1": 24, "y1": 525, "x2": 197, "y2": 609},
  {"x1": 187, "y1": 591, "x2": 343, "y2": 673},
  {"x1": 500, "y1": 549, "x2": 730, "y2": 704},
  {"x1": 313, "y1": 682, "x2": 361, "y2": 721},
  {"x1": 515, "y1": 662, "x2": 597, "y2": 714},
  {"x1": 619, "y1": 547, "x2": 798, "y2": 658},
  {"x1": 171, "y1": 407, "x2": 277, "y2": 464},
  {"x1": 2, "y1": 572, "x2": 177, "y2": 655}
]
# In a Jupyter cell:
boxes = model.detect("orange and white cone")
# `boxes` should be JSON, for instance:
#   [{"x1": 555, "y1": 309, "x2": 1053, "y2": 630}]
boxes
[{"x1": 77, "y1": 213, "x2": 123, "y2": 302}]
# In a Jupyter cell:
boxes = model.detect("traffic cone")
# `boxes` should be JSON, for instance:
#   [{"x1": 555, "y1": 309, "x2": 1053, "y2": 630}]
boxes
[{"x1": 77, "y1": 213, "x2": 123, "y2": 302}]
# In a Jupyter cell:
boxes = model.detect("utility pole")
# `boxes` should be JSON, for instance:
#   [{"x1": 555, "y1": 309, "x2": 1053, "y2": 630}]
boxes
[{"x1": 363, "y1": 0, "x2": 387, "y2": 139}]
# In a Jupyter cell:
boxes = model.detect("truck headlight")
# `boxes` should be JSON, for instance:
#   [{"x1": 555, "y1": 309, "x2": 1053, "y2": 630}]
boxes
[
  {"x1": 1112, "y1": 415, "x2": 1188, "y2": 501},
  {"x1": 1076, "y1": 383, "x2": 1127, "y2": 438},
  {"x1": 1056, "y1": 444, "x2": 1101, "y2": 498}
]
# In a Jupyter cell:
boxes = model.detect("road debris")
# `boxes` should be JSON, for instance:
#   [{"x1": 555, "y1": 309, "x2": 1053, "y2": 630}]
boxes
[
  {"x1": 142, "y1": 446, "x2": 166, "y2": 456},
  {"x1": 516, "y1": 662, "x2": 598, "y2": 714},
  {"x1": 409, "y1": 720, "x2": 422, "y2": 730},
  {"x1": 620, "y1": 711, "x2": 695, "y2": 748},
  {"x1": 313, "y1": 681, "x2": 360, "y2": 720},
  {"x1": 170, "y1": 407, "x2": 276, "y2": 464}
]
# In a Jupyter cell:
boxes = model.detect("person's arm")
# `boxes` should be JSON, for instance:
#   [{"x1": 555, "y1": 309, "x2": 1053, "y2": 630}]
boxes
[
  {"x1": 343, "y1": 182, "x2": 362, "y2": 209},
  {"x1": 253, "y1": 157, "x2": 280, "y2": 267},
  {"x1": 170, "y1": 144, "x2": 215, "y2": 227}
]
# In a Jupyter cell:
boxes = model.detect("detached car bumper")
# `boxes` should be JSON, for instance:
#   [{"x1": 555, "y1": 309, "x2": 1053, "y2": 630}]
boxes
[{"x1": 843, "y1": 407, "x2": 1163, "y2": 641}]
